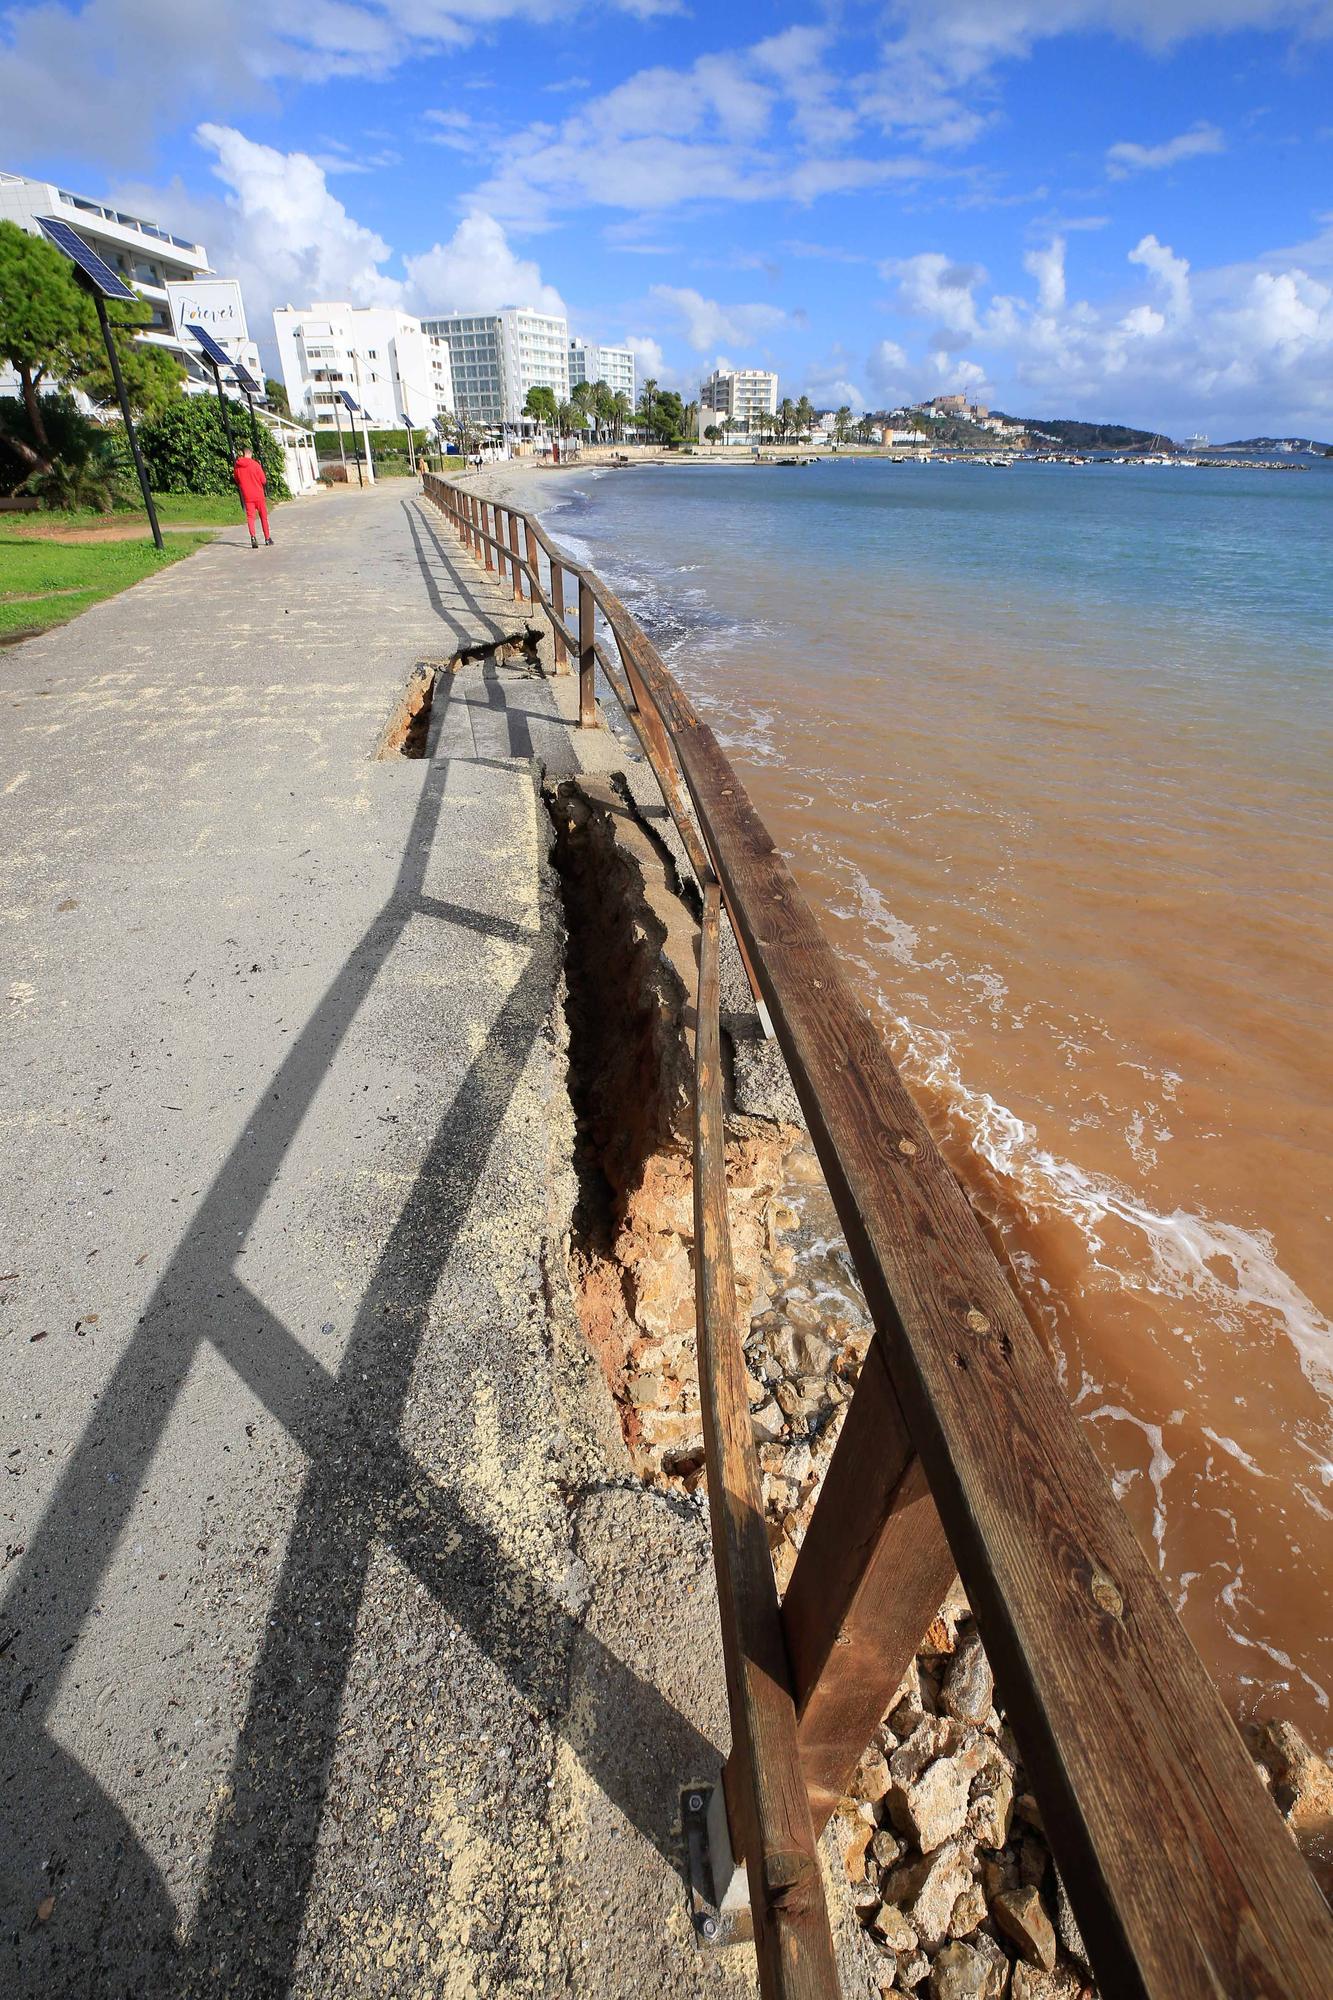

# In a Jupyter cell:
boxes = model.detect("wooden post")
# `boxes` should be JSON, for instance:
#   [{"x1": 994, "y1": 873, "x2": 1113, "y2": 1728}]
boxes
[
  {"x1": 508, "y1": 512, "x2": 523, "y2": 601},
  {"x1": 578, "y1": 576, "x2": 596, "y2": 728},
  {"x1": 653, "y1": 705, "x2": 1333, "y2": 2000},
  {"x1": 524, "y1": 521, "x2": 541, "y2": 614},
  {"x1": 550, "y1": 558, "x2": 567, "y2": 672},
  {"x1": 780, "y1": 1342, "x2": 955, "y2": 1829},
  {"x1": 481, "y1": 500, "x2": 495, "y2": 573},
  {"x1": 694, "y1": 882, "x2": 841, "y2": 2000}
]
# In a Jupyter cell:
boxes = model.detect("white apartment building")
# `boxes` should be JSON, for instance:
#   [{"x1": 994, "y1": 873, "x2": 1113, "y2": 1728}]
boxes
[
  {"x1": 273, "y1": 304, "x2": 455, "y2": 433},
  {"x1": 699, "y1": 367, "x2": 779, "y2": 432},
  {"x1": 568, "y1": 338, "x2": 635, "y2": 404},
  {"x1": 0, "y1": 169, "x2": 262, "y2": 394},
  {"x1": 423, "y1": 308, "x2": 569, "y2": 427}
]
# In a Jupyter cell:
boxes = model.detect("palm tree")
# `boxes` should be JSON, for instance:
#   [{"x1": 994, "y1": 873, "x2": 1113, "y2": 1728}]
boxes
[
  {"x1": 777, "y1": 396, "x2": 796, "y2": 441},
  {"x1": 683, "y1": 397, "x2": 699, "y2": 441},
  {"x1": 796, "y1": 395, "x2": 814, "y2": 441},
  {"x1": 611, "y1": 390, "x2": 631, "y2": 442},
  {"x1": 835, "y1": 405, "x2": 852, "y2": 444}
]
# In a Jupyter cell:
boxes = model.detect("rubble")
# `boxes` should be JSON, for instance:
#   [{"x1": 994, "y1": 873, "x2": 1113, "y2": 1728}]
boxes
[{"x1": 993, "y1": 1886, "x2": 1058, "y2": 1970}]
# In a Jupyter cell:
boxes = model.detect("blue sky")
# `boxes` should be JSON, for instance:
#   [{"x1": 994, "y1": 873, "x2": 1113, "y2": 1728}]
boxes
[{"x1": 3, "y1": 1, "x2": 1332, "y2": 434}]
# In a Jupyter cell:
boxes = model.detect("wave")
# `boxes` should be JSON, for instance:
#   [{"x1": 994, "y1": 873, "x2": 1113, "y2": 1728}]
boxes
[{"x1": 901, "y1": 1021, "x2": 1333, "y2": 1416}]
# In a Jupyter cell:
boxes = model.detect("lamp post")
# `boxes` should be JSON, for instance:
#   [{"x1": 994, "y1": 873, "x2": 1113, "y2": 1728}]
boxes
[
  {"x1": 349, "y1": 350, "x2": 375, "y2": 483},
  {"x1": 92, "y1": 292, "x2": 164, "y2": 550},
  {"x1": 34, "y1": 216, "x2": 163, "y2": 550}
]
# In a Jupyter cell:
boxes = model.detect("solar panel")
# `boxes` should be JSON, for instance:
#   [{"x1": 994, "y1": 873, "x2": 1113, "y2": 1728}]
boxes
[
  {"x1": 339, "y1": 390, "x2": 361, "y2": 415},
  {"x1": 36, "y1": 216, "x2": 136, "y2": 301},
  {"x1": 231, "y1": 361, "x2": 262, "y2": 396},
  {"x1": 185, "y1": 322, "x2": 234, "y2": 370}
]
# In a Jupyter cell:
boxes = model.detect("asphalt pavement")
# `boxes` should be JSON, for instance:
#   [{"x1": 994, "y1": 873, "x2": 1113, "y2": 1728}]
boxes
[{"x1": 0, "y1": 484, "x2": 758, "y2": 1999}]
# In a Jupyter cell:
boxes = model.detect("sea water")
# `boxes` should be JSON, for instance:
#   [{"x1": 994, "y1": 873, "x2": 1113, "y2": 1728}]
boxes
[{"x1": 541, "y1": 455, "x2": 1333, "y2": 1749}]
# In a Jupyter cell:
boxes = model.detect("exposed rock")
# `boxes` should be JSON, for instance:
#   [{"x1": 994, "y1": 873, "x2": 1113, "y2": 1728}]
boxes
[
  {"x1": 887, "y1": 1745, "x2": 977, "y2": 1853},
  {"x1": 1011, "y1": 1962, "x2": 1085, "y2": 1999},
  {"x1": 967, "y1": 1745, "x2": 1016, "y2": 1851},
  {"x1": 838, "y1": 1810, "x2": 876, "y2": 1883},
  {"x1": 885, "y1": 1843, "x2": 975, "y2": 1951},
  {"x1": 872, "y1": 1902, "x2": 919, "y2": 1952},
  {"x1": 948, "y1": 1882, "x2": 988, "y2": 1937},
  {"x1": 1018, "y1": 1836, "x2": 1049, "y2": 1890},
  {"x1": 941, "y1": 1632, "x2": 996, "y2": 1726},
  {"x1": 1249, "y1": 1718, "x2": 1333, "y2": 1891},
  {"x1": 929, "y1": 1940, "x2": 1004, "y2": 1999},
  {"x1": 897, "y1": 1951, "x2": 931, "y2": 1990},
  {"x1": 1052, "y1": 1870, "x2": 1089, "y2": 1976},
  {"x1": 873, "y1": 1829, "x2": 906, "y2": 1871},
  {"x1": 993, "y1": 1886, "x2": 1057, "y2": 1970},
  {"x1": 889, "y1": 1659, "x2": 932, "y2": 1736},
  {"x1": 751, "y1": 1397, "x2": 785, "y2": 1442},
  {"x1": 854, "y1": 1745, "x2": 893, "y2": 1803},
  {"x1": 920, "y1": 1579, "x2": 972, "y2": 1657}
]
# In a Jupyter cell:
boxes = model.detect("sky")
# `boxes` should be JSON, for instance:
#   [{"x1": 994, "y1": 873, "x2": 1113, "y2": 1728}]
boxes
[{"x1": 2, "y1": 1, "x2": 1332, "y2": 436}]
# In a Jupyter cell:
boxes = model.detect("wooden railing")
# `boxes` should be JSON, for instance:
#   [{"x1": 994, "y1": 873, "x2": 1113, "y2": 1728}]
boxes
[{"x1": 420, "y1": 470, "x2": 1333, "y2": 2000}]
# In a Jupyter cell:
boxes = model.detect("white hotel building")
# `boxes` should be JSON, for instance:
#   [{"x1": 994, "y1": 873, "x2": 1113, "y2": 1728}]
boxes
[
  {"x1": 568, "y1": 338, "x2": 635, "y2": 404},
  {"x1": 273, "y1": 304, "x2": 455, "y2": 433},
  {"x1": 422, "y1": 308, "x2": 569, "y2": 428},
  {"x1": 699, "y1": 367, "x2": 779, "y2": 432},
  {"x1": 0, "y1": 169, "x2": 263, "y2": 392}
]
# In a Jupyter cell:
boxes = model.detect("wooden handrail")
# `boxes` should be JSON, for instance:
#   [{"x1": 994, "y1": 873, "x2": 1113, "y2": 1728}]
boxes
[{"x1": 419, "y1": 470, "x2": 1333, "y2": 2000}]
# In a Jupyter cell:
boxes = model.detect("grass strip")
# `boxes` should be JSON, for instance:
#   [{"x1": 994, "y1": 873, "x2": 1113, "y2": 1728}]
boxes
[
  {"x1": 0, "y1": 531, "x2": 214, "y2": 636},
  {"x1": 0, "y1": 492, "x2": 285, "y2": 535}
]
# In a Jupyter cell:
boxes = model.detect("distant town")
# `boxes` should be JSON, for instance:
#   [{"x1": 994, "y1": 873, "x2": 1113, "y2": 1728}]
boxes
[{"x1": 2, "y1": 166, "x2": 1330, "y2": 484}]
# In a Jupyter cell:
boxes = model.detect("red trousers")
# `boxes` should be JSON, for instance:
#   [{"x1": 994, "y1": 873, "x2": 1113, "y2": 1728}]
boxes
[{"x1": 243, "y1": 494, "x2": 270, "y2": 538}]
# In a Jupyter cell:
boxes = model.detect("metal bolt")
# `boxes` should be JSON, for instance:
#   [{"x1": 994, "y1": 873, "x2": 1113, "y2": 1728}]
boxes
[
  {"x1": 687, "y1": 1792, "x2": 704, "y2": 1814},
  {"x1": 701, "y1": 1917, "x2": 719, "y2": 1940}
]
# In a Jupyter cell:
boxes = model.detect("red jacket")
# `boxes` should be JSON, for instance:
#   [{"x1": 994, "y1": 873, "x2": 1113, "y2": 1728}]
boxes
[{"x1": 233, "y1": 455, "x2": 267, "y2": 502}]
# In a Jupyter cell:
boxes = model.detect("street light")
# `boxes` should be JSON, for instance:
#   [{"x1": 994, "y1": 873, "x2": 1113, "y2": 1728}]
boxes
[{"x1": 35, "y1": 216, "x2": 163, "y2": 550}]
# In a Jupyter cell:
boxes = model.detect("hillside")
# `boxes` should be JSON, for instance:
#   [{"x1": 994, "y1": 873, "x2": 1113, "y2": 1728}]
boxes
[{"x1": 993, "y1": 413, "x2": 1161, "y2": 450}]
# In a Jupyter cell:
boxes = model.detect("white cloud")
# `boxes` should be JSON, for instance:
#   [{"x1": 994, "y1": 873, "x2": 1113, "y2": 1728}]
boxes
[
  {"x1": 648, "y1": 286, "x2": 787, "y2": 352},
  {"x1": 404, "y1": 212, "x2": 565, "y2": 316},
  {"x1": 886, "y1": 253, "x2": 986, "y2": 338},
  {"x1": 884, "y1": 221, "x2": 1333, "y2": 433},
  {"x1": 0, "y1": 0, "x2": 672, "y2": 165},
  {"x1": 1106, "y1": 121, "x2": 1224, "y2": 176},
  {"x1": 110, "y1": 125, "x2": 405, "y2": 337},
  {"x1": 866, "y1": 339, "x2": 911, "y2": 401},
  {"x1": 1024, "y1": 236, "x2": 1067, "y2": 312},
  {"x1": 109, "y1": 125, "x2": 564, "y2": 364},
  {"x1": 466, "y1": 39, "x2": 940, "y2": 227},
  {"x1": 1127, "y1": 231, "x2": 1192, "y2": 318}
]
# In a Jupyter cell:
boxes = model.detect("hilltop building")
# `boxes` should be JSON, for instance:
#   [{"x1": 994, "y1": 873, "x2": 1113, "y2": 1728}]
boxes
[
  {"x1": 422, "y1": 309, "x2": 569, "y2": 428},
  {"x1": 699, "y1": 367, "x2": 779, "y2": 432},
  {"x1": 568, "y1": 338, "x2": 635, "y2": 405},
  {"x1": 273, "y1": 304, "x2": 455, "y2": 434},
  {"x1": 0, "y1": 168, "x2": 262, "y2": 396}
]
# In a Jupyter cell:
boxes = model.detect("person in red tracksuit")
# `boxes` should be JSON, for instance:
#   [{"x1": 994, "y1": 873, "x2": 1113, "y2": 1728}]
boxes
[{"x1": 232, "y1": 452, "x2": 273, "y2": 548}]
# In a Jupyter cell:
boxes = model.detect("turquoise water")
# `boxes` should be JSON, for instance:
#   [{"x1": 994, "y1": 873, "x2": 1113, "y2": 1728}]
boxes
[{"x1": 540, "y1": 454, "x2": 1333, "y2": 1744}]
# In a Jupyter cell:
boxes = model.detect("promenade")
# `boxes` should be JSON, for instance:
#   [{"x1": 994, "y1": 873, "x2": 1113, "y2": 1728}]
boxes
[{"x1": 0, "y1": 487, "x2": 754, "y2": 1998}]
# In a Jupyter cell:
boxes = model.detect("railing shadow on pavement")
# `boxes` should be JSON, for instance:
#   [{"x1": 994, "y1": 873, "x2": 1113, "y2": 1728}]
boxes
[{"x1": 2, "y1": 666, "x2": 719, "y2": 1999}]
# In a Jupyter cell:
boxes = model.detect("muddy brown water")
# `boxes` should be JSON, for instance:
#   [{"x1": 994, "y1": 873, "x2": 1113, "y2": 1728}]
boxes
[{"x1": 549, "y1": 457, "x2": 1333, "y2": 1752}]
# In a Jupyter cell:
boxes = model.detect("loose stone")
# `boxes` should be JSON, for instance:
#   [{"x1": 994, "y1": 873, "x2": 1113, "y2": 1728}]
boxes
[{"x1": 993, "y1": 1884, "x2": 1058, "y2": 1970}]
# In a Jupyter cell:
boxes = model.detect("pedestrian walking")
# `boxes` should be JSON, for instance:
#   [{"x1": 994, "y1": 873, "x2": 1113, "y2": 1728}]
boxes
[{"x1": 232, "y1": 451, "x2": 273, "y2": 548}]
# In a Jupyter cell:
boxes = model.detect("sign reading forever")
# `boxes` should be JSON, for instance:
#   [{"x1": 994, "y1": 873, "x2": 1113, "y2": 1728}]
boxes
[{"x1": 166, "y1": 277, "x2": 248, "y2": 345}]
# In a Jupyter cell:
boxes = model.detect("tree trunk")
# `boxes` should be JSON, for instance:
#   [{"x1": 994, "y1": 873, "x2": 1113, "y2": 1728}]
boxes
[{"x1": 19, "y1": 364, "x2": 53, "y2": 459}]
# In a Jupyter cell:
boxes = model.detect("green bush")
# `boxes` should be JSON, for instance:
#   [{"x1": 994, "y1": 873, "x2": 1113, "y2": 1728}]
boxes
[
  {"x1": 0, "y1": 391, "x2": 136, "y2": 510},
  {"x1": 137, "y1": 395, "x2": 289, "y2": 498},
  {"x1": 314, "y1": 425, "x2": 427, "y2": 459}
]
